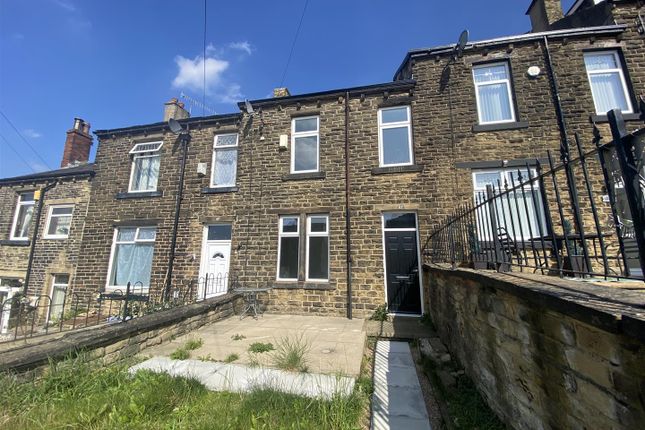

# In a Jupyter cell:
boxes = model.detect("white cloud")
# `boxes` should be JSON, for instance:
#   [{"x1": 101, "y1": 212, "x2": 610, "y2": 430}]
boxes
[
  {"x1": 29, "y1": 161, "x2": 49, "y2": 172},
  {"x1": 228, "y1": 41, "x2": 253, "y2": 55},
  {"x1": 23, "y1": 129, "x2": 42, "y2": 139},
  {"x1": 52, "y1": 0, "x2": 76, "y2": 12},
  {"x1": 172, "y1": 44, "x2": 247, "y2": 105}
]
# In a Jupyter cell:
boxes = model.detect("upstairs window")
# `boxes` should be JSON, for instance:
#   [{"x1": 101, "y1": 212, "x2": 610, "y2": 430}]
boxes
[
  {"x1": 473, "y1": 62, "x2": 516, "y2": 124},
  {"x1": 291, "y1": 116, "x2": 319, "y2": 173},
  {"x1": 584, "y1": 51, "x2": 632, "y2": 115},
  {"x1": 44, "y1": 205, "x2": 74, "y2": 239},
  {"x1": 108, "y1": 226, "x2": 156, "y2": 289},
  {"x1": 378, "y1": 106, "x2": 413, "y2": 167},
  {"x1": 129, "y1": 142, "x2": 162, "y2": 193},
  {"x1": 211, "y1": 133, "x2": 239, "y2": 187},
  {"x1": 10, "y1": 192, "x2": 35, "y2": 240},
  {"x1": 277, "y1": 216, "x2": 300, "y2": 281}
]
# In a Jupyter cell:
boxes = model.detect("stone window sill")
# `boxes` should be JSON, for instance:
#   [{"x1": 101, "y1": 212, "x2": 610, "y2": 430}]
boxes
[
  {"x1": 282, "y1": 171, "x2": 326, "y2": 181},
  {"x1": 472, "y1": 121, "x2": 529, "y2": 132},
  {"x1": 115, "y1": 190, "x2": 163, "y2": 199},
  {"x1": 590, "y1": 113, "x2": 642, "y2": 123},
  {"x1": 201, "y1": 186, "x2": 239, "y2": 194},
  {"x1": 272, "y1": 281, "x2": 335, "y2": 291},
  {"x1": 371, "y1": 164, "x2": 423, "y2": 175},
  {"x1": 0, "y1": 239, "x2": 30, "y2": 247}
]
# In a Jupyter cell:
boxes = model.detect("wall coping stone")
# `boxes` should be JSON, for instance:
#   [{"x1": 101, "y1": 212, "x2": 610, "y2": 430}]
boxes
[
  {"x1": 424, "y1": 264, "x2": 645, "y2": 339},
  {"x1": 0, "y1": 293, "x2": 241, "y2": 373}
]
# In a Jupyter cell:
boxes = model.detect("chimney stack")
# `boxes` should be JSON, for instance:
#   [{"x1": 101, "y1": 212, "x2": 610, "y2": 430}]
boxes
[
  {"x1": 273, "y1": 87, "x2": 291, "y2": 98},
  {"x1": 163, "y1": 98, "x2": 190, "y2": 121},
  {"x1": 526, "y1": 0, "x2": 564, "y2": 32},
  {"x1": 61, "y1": 118, "x2": 92, "y2": 168}
]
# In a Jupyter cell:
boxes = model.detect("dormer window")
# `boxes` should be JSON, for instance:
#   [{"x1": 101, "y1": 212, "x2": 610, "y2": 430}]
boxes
[{"x1": 129, "y1": 142, "x2": 162, "y2": 193}]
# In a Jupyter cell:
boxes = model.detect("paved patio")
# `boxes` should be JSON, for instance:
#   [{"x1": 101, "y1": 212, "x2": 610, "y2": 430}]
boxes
[{"x1": 143, "y1": 313, "x2": 366, "y2": 377}]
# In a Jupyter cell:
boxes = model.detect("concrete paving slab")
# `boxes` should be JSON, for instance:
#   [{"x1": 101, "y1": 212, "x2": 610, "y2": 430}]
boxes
[
  {"x1": 371, "y1": 341, "x2": 431, "y2": 430},
  {"x1": 130, "y1": 356, "x2": 355, "y2": 400}
]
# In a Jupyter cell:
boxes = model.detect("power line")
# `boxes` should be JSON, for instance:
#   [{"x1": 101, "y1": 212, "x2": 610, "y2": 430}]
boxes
[
  {"x1": 0, "y1": 131, "x2": 37, "y2": 173},
  {"x1": 279, "y1": 0, "x2": 309, "y2": 87},
  {"x1": 203, "y1": 0, "x2": 207, "y2": 116},
  {"x1": 0, "y1": 110, "x2": 53, "y2": 170}
]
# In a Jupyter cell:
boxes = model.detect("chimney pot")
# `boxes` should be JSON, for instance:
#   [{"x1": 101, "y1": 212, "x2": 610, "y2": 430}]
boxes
[
  {"x1": 526, "y1": 0, "x2": 564, "y2": 32},
  {"x1": 61, "y1": 118, "x2": 92, "y2": 168},
  {"x1": 164, "y1": 98, "x2": 190, "y2": 121},
  {"x1": 273, "y1": 87, "x2": 291, "y2": 98}
]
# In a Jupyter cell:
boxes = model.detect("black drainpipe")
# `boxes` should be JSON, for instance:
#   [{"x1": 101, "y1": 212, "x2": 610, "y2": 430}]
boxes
[
  {"x1": 542, "y1": 36, "x2": 570, "y2": 147},
  {"x1": 344, "y1": 91, "x2": 353, "y2": 320},
  {"x1": 164, "y1": 130, "x2": 191, "y2": 300},
  {"x1": 23, "y1": 181, "x2": 57, "y2": 295}
]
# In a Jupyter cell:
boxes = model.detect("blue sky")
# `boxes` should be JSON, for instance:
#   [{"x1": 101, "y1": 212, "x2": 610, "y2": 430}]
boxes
[{"x1": 0, "y1": 0, "x2": 576, "y2": 177}]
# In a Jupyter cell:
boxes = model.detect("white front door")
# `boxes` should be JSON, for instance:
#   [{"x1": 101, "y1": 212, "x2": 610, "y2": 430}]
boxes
[{"x1": 199, "y1": 224, "x2": 232, "y2": 299}]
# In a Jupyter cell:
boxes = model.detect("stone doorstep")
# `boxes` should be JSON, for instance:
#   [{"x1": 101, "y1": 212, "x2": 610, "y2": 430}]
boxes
[{"x1": 130, "y1": 356, "x2": 355, "y2": 400}]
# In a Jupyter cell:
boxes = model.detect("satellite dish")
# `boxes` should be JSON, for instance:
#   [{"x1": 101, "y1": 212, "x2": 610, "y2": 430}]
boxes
[
  {"x1": 456, "y1": 30, "x2": 469, "y2": 57},
  {"x1": 244, "y1": 99, "x2": 254, "y2": 115},
  {"x1": 168, "y1": 118, "x2": 184, "y2": 135}
]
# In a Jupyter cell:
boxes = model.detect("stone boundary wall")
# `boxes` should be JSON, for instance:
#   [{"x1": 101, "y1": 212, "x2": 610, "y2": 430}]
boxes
[
  {"x1": 0, "y1": 293, "x2": 242, "y2": 375},
  {"x1": 423, "y1": 264, "x2": 645, "y2": 430}
]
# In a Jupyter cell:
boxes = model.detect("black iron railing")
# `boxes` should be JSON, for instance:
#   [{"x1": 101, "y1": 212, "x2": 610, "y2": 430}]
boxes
[
  {"x1": 424, "y1": 110, "x2": 645, "y2": 281},
  {"x1": 0, "y1": 273, "x2": 239, "y2": 344}
]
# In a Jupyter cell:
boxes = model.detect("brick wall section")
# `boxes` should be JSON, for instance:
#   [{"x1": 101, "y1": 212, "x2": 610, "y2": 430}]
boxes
[{"x1": 424, "y1": 265, "x2": 645, "y2": 430}]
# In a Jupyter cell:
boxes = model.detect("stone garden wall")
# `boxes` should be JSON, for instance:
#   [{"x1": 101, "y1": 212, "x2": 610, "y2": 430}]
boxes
[{"x1": 424, "y1": 264, "x2": 645, "y2": 430}]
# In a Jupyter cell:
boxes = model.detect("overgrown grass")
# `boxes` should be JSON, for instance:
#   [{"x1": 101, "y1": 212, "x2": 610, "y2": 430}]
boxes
[
  {"x1": 248, "y1": 342, "x2": 274, "y2": 354},
  {"x1": 224, "y1": 353, "x2": 239, "y2": 363},
  {"x1": 420, "y1": 356, "x2": 505, "y2": 430},
  {"x1": 0, "y1": 356, "x2": 367, "y2": 430},
  {"x1": 273, "y1": 335, "x2": 310, "y2": 372},
  {"x1": 169, "y1": 338, "x2": 203, "y2": 360}
]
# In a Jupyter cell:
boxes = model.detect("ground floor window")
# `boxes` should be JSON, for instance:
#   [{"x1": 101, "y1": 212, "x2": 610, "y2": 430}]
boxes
[
  {"x1": 306, "y1": 215, "x2": 329, "y2": 281},
  {"x1": 277, "y1": 214, "x2": 330, "y2": 282},
  {"x1": 108, "y1": 226, "x2": 156, "y2": 289},
  {"x1": 277, "y1": 216, "x2": 300, "y2": 281}
]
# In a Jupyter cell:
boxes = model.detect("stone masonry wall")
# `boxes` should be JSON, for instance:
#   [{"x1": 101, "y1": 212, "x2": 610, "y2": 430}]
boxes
[{"x1": 424, "y1": 264, "x2": 645, "y2": 430}]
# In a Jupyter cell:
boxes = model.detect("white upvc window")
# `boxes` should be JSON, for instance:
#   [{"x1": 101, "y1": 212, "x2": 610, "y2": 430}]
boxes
[
  {"x1": 128, "y1": 142, "x2": 163, "y2": 193},
  {"x1": 211, "y1": 133, "x2": 239, "y2": 187},
  {"x1": 48, "y1": 274, "x2": 69, "y2": 323},
  {"x1": 291, "y1": 116, "x2": 319, "y2": 173},
  {"x1": 277, "y1": 216, "x2": 300, "y2": 281},
  {"x1": 473, "y1": 62, "x2": 516, "y2": 124},
  {"x1": 472, "y1": 168, "x2": 546, "y2": 240},
  {"x1": 584, "y1": 50, "x2": 633, "y2": 115},
  {"x1": 107, "y1": 226, "x2": 157, "y2": 290},
  {"x1": 44, "y1": 205, "x2": 74, "y2": 239},
  {"x1": 378, "y1": 106, "x2": 413, "y2": 167},
  {"x1": 306, "y1": 215, "x2": 329, "y2": 281},
  {"x1": 10, "y1": 191, "x2": 35, "y2": 240}
]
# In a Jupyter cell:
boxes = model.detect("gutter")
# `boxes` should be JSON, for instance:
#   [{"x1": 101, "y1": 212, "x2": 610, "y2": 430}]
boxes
[
  {"x1": 344, "y1": 91, "x2": 353, "y2": 320},
  {"x1": 23, "y1": 182, "x2": 57, "y2": 295}
]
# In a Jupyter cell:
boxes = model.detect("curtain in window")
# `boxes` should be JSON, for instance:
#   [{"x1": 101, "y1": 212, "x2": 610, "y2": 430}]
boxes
[
  {"x1": 475, "y1": 191, "x2": 546, "y2": 241},
  {"x1": 14, "y1": 205, "x2": 34, "y2": 238},
  {"x1": 589, "y1": 73, "x2": 629, "y2": 113},
  {"x1": 213, "y1": 148, "x2": 237, "y2": 186},
  {"x1": 478, "y1": 83, "x2": 512, "y2": 123},
  {"x1": 113, "y1": 243, "x2": 154, "y2": 287},
  {"x1": 133, "y1": 155, "x2": 160, "y2": 191}
]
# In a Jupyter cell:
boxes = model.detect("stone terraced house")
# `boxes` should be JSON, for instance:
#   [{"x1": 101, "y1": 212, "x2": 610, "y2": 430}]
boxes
[{"x1": 2, "y1": 0, "x2": 644, "y2": 321}]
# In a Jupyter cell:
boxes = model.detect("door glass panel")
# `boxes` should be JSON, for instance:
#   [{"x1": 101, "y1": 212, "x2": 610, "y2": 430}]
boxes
[
  {"x1": 207, "y1": 224, "x2": 232, "y2": 241},
  {"x1": 384, "y1": 213, "x2": 416, "y2": 229}
]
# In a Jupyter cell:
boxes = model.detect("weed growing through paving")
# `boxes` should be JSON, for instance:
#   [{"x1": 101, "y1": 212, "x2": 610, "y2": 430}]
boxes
[
  {"x1": 273, "y1": 335, "x2": 310, "y2": 372},
  {"x1": 0, "y1": 355, "x2": 367, "y2": 429},
  {"x1": 231, "y1": 333, "x2": 246, "y2": 341},
  {"x1": 369, "y1": 303, "x2": 389, "y2": 321},
  {"x1": 248, "y1": 342, "x2": 274, "y2": 353},
  {"x1": 184, "y1": 338, "x2": 203, "y2": 351},
  {"x1": 197, "y1": 354, "x2": 214, "y2": 362},
  {"x1": 224, "y1": 353, "x2": 239, "y2": 363},
  {"x1": 170, "y1": 338, "x2": 203, "y2": 360}
]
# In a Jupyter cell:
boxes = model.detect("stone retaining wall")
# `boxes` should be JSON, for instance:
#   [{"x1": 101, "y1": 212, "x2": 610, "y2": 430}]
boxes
[
  {"x1": 0, "y1": 293, "x2": 242, "y2": 376},
  {"x1": 424, "y1": 264, "x2": 645, "y2": 430}
]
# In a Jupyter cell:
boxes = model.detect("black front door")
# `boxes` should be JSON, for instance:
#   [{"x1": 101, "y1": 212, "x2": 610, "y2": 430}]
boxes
[{"x1": 384, "y1": 230, "x2": 421, "y2": 314}]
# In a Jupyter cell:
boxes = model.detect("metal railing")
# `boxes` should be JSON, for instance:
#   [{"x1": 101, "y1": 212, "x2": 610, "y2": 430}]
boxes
[
  {"x1": 0, "y1": 272, "x2": 239, "y2": 344},
  {"x1": 424, "y1": 110, "x2": 645, "y2": 281}
]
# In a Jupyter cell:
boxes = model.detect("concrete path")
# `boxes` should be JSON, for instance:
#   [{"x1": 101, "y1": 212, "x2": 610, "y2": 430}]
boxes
[
  {"x1": 130, "y1": 356, "x2": 354, "y2": 400},
  {"x1": 371, "y1": 341, "x2": 431, "y2": 430}
]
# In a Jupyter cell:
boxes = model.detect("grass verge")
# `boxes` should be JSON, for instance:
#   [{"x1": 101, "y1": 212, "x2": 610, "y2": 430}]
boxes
[{"x1": 1, "y1": 355, "x2": 368, "y2": 430}]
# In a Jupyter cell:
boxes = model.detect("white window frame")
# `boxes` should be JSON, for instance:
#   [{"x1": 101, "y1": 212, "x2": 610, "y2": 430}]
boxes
[
  {"x1": 276, "y1": 216, "x2": 300, "y2": 281},
  {"x1": 305, "y1": 214, "x2": 329, "y2": 282},
  {"x1": 44, "y1": 204, "x2": 74, "y2": 239},
  {"x1": 106, "y1": 226, "x2": 157, "y2": 291},
  {"x1": 128, "y1": 141, "x2": 163, "y2": 193},
  {"x1": 290, "y1": 116, "x2": 320, "y2": 174},
  {"x1": 10, "y1": 192, "x2": 35, "y2": 241},
  {"x1": 210, "y1": 133, "x2": 239, "y2": 188},
  {"x1": 377, "y1": 106, "x2": 414, "y2": 168},
  {"x1": 472, "y1": 62, "x2": 516, "y2": 125},
  {"x1": 583, "y1": 50, "x2": 633, "y2": 115},
  {"x1": 47, "y1": 274, "x2": 69, "y2": 324}
]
